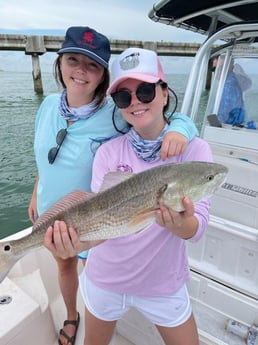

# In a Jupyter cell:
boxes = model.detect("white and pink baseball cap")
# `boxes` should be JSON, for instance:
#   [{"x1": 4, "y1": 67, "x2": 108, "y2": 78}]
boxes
[{"x1": 107, "y1": 47, "x2": 166, "y2": 95}]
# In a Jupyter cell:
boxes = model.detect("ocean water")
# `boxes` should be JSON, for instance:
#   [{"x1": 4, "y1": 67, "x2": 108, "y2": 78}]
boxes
[
  {"x1": 0, "y1": 68, "x2": 191, "y2": 239},
  {"x1": 0, "y1": 70, "x2": 59, "y2": 238}
]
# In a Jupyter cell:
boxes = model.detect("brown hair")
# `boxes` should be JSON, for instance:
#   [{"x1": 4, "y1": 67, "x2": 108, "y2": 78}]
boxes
[
  {"x1": 160, "y1": 82, "x2": 170, "y2": 115},
  {"x1": 53, "y1": 55, "x2": 110, "y2": 107}
]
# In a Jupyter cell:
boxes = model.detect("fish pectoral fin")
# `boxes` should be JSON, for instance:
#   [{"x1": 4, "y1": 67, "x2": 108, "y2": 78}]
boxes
[
  {"x1": 129, "y1": 209, "x2": 156, "y2": 233},
  {"x1": 99, "y1": 171, "x2": 135, "y2": 192}
]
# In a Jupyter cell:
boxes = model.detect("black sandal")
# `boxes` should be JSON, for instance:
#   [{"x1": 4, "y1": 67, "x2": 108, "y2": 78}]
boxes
[{"x1": 58, "y1": 312, "x2": 80, "y2": 345}]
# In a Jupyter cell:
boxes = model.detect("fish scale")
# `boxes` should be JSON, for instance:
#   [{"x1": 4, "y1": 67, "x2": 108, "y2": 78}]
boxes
[
  {"x1": 0, "y1": 161, "x2": 228, "y2": 283},
  {"x1": 68, "y1": 184, "x2": 157, "y2": 238}
]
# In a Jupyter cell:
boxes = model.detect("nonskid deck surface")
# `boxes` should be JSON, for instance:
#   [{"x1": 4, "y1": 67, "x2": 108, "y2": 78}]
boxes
[{"x1": 193, "y1": 302, "x2": 246, "y2": 345}]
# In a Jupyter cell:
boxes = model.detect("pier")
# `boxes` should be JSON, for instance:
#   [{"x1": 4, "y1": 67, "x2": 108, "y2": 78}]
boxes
[{"x1": 0, "y1": 34, "x2": 201, "y2": 94}]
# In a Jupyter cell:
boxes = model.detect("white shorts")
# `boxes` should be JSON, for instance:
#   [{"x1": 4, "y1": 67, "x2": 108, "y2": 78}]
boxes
[{"x1": 79, "y1": 273, "x2": 192, "y2": 327}]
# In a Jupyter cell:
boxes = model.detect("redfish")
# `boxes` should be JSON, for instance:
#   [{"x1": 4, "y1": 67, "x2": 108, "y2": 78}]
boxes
[{"x1": 0, "y1": 161, "x2": 228, "y2": 283}]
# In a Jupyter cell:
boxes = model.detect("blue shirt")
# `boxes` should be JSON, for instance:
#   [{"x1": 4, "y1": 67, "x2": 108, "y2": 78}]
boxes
[
  {"x1": 218, "y1": 71, "x2": 246, "y2": 124},
  {"x1": 34, "y1": 94, "x2": 128, "y2": 214}
]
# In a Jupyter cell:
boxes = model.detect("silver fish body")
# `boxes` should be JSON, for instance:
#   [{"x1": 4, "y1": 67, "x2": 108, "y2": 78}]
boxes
[{"x1": 0, "y1": 161, "x2": 228, "y2": 283}]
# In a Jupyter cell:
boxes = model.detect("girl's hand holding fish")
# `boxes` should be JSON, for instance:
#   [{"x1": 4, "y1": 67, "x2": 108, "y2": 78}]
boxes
[
  {"x1": 156, "y1": 197, "x2": 198, "y2": 239},
  {"x1": 44, "y1": 220, "x2": 104, "y2": 259}
]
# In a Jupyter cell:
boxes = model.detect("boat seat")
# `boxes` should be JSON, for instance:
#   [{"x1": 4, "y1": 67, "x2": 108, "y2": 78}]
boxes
[{"x1": 0, "y1": 271, "x2": 56, "y2": 345}]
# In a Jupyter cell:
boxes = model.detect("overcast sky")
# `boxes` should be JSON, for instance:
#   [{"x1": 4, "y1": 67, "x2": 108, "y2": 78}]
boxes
[
  {"x1": 0, "y1": 1, "x2": 206, "y2": 73},
  {"x1": 0, "y1": 0, "x2": 204, "y2": 43}
]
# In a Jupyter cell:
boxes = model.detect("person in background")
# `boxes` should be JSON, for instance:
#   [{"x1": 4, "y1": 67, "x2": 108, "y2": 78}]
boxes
[
  {"x1": 29, "y1": 27, "x2": 199, "y2": 345},
  {"x1": 45, "y1": 47, "x2": 212, "y2": 345},
  {"x1": 212, "y1": 55, "x2": 252, "y2": 125}
]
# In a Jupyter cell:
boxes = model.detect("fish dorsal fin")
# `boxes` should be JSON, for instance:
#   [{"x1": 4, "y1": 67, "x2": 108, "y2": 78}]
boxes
[
  {"x1": 99, "y1": 171, "x2": 135, "y2": 192},
  {"x1": 32, "y1": 190, "x2": 94, "y2": 231}
]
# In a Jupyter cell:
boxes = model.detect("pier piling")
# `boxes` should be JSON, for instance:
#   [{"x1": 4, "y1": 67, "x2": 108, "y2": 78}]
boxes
[{"x1": 31, "y1": 54, "x2": 43, "y2": 94}]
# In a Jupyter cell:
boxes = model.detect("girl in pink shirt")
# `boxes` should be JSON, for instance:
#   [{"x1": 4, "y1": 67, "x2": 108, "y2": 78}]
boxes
[{"x1": 46, "y1": 48, "x2": 213, "y2": 345}]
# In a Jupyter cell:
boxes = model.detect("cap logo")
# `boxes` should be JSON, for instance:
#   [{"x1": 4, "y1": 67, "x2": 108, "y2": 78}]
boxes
[
  {"x1": 78, "y1": 31, "x2": 95, "y2": 48},
  {"x1": 120, "y1": 52, "x2": 140, "y2": 70}
]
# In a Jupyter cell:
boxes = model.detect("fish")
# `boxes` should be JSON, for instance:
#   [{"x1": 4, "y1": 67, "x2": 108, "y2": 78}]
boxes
[{"x1": 0, "y1": 161, "x2": 228, "y2": 283}]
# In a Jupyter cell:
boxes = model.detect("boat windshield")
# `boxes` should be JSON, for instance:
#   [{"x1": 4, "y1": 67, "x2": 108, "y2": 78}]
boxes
[
  {"x1": 202, "y1": 47, "x2": 258, "y2": 151},
  {"x1": 207, "y1": 52, "x2": 257, "y2": 129}
]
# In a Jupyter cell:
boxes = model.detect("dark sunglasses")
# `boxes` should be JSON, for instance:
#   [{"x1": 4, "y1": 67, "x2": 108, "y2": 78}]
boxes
[
  {"x1": 111, "y1": 81, "x2": 164, "y2": 109},
  {"x1": 48, "y1": 128, "x2": 67, "y2": 164}
]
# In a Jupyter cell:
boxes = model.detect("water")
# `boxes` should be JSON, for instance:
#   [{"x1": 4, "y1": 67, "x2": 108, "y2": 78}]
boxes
[
  {"x1": 0, "y1": 68, "x2": 190, "y2": 239},
  {"x1": 0, "y1": 70, "x2": 59, "y2": 238}
]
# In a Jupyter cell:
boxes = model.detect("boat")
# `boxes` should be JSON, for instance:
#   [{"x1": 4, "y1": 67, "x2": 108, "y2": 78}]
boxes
[{"x1": 1, "y1": 1, "x2": 258, "y2": 344}]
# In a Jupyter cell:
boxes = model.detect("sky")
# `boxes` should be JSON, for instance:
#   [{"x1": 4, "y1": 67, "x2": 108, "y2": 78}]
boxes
[
  {"x1": 0, "y1": 0, "x2": 205, "y2": 73},
  {"x1": 0, "y1": 0, "x2": 205, "y2": 42}
]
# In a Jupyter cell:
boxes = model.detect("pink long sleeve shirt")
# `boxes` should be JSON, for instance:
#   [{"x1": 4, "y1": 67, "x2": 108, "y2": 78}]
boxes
[{"x1": 85, "y1": 135, "x2": 213, "y2": 296}]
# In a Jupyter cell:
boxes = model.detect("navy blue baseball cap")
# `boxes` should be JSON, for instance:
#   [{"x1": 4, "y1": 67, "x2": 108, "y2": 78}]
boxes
[{"x1": 58, "y1": 26, "x2": 111, "y2": 68}]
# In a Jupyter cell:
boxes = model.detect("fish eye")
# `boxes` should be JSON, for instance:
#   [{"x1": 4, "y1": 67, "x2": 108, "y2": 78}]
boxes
[
  {"x1": 4, "y1": 244, "x2": 11, "y2": 252},
  {"x1": 207, "y1": 174, "x2": 214, "y2": 181}
]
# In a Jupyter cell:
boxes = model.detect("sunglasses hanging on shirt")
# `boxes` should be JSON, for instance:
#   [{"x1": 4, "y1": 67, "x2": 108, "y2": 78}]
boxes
[{"x1": 48, "y1": 128, "x2": 67, "y2": 164}]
